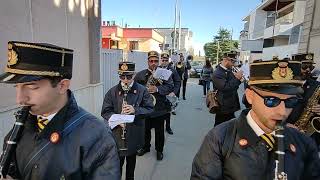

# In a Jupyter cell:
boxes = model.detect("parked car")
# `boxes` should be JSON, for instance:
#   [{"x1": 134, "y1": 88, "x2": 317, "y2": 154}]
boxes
[{"x1": 189, "y1": 61, "x2": 204, "y2": 78}]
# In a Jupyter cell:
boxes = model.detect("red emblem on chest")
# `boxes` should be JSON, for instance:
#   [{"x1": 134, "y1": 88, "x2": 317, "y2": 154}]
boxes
[
  {"x1": 290, "y1": 144, "x2": 296, "y2": 153},
  {"x1": 50, "y1": 132, "x2": 60, "y2": 144},
  {"x1": 239, "y1": 138, "x2": 248, "y2": 147}
]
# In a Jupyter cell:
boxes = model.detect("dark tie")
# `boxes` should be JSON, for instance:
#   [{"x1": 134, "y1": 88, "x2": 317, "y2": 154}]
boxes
[
  {"x1": 37, "y1": 116, "x2": 49, "y2": 132},
  {"x1": 260, "y1": 133, "x2": 275, "y2": 151}
]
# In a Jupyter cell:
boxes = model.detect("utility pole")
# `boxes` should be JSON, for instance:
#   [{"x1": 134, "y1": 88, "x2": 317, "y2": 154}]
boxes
[
  {"x1": 173, "y1": 0, "x2": 178, "y2": 53},
  {"x1": 216, "y1": 40, "x2": 220, "y2": 66},
  {"x1": 178, "y1": 7, "x2": 181, "y2": 52}
]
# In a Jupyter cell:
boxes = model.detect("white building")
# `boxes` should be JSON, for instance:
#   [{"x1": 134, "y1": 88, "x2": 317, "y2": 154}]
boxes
[
  {"x1": 240, "y1": 0, "x2": 307, "y2": 61},
  {"x1": 154, "y1": 28, "x2": 194, "y2": 56},
  {"x1": 298, "y1": 0, "x2": 320, "y2": 69}
]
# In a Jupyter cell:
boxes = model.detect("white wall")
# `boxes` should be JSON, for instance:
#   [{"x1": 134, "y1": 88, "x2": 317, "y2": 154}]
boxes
[
  {"x1": 0, "y1": 0, "x2": 95, "y2": 109},
  {"x1": 263, "y1": 44, "x2": 299, "y2": 59},
  {"x1": 0, "y1": 0, "x2": 103, "y2": 148},
  {"x1": 293, "y1": 0, "x2": 307, "y2": 26}
]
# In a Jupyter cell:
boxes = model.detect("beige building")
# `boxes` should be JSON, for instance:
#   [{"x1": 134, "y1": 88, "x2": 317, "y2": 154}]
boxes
[
  {"x1": 0, "y1": 0, "x2": 102, "y2": 143},
  {"x1": 298, "y1": 0, "x2": 320, "y2": 69}
]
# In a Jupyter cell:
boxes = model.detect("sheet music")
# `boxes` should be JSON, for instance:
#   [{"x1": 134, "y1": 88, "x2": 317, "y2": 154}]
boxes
[
  {"x1": 108, "y1": 114, "x2": 135, "y2": 129},
  {"x1": 154, "y1": 68, "x2": 172, "y2": 81},
  {"x1": 171, "y1": 54, "x2": 179, "y2": 64}
]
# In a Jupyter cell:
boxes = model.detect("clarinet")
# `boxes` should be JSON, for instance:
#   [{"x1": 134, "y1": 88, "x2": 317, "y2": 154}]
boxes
[
  {"x1": 0, "y1": 106, "x2": 30, "y2": 178},
  {"x1": 274, "y1": 122, "x2": 287, "y2": 180},
  {"x1": 119, "y1": 84, "x2": 130, "y2": 151}
]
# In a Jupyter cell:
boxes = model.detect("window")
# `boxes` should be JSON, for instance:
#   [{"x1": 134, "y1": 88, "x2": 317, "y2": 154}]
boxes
[
  {"x1": 129, "y1": 41, "x2": 139, "y2": 51},
  {"x1": 110, "y1": 40, "x2": 119, "y2": 49}
]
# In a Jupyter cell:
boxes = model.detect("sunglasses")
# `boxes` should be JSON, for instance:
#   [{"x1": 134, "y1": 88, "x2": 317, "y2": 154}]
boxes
[
  {"x1": 149, "y1": 60, "x2": 159, "y2": 63},
  {"x1": 161, "y1": 59, "x2": 169, "y2": 62},
  {"x1": 252, "y1": 89, "x2": 300, "y2": 108},
  {"x1": 119, "y1": 74, "x2": 133, "y2": 80},
  {"x1": 301, "y1": 64, "x2": 314, "y2": 70}
]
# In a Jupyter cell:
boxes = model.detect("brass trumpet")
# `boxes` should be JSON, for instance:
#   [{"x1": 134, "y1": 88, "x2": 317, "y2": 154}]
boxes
[{"x1": 232, "y1": 66, "x2": 246, "y2": 82}]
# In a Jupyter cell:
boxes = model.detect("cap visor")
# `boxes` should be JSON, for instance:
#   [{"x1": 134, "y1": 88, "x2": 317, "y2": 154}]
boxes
[
  {"x1": 252, "y1": 84, "x2": 304, "y2": 95},
  {"x1": 0, "y1": 72, "x2": 45, "y2": 84}
]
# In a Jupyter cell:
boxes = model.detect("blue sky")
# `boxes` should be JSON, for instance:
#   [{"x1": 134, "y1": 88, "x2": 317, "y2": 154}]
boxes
[{"x1": 101, "y1": 0, "x2": 262, "y2": 54}]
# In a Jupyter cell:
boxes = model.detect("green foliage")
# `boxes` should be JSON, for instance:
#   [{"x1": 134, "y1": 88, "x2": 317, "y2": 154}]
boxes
[{"x1": 204, "y1": 27, "x2": 239, "y2": 64}]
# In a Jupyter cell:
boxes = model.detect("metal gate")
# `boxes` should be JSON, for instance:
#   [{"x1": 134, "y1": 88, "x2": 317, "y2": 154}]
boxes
[
  {"x1": 101, "y1": 49, "x2": 123, "y2": 95},
  {"x1": 101, "y1": 49, "x2": 148, "y2": 95}
]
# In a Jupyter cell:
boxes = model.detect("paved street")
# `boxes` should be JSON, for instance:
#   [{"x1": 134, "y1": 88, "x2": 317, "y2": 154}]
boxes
[{"x1": 132, "y1": 78, "x2": 245, "y2": 180}]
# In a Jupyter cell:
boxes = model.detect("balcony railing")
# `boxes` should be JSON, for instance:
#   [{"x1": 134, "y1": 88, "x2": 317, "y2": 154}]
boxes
[
  {"x1": 275, "y1": 12, "x2": 293, "y2": 25},
  {"x1": 265, "y1": 12, "x2": 293, "y2": 28}
]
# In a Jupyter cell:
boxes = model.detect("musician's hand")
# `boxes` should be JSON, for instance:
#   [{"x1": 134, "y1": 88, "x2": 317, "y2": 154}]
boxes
[
  {"x1": 122, "y1": 104, "x2": 135, "y2": 114},
  {"x1": 233, "y1": 71, "x2": 243, "y2": 80},
  {"x1": 311, "y1": 104, "x2": 320, "y2": 115},
  {"x1": 148, "y1": 85, "x2": 158, "y2": 93},
  {"x1": 168, "y1": 92, "x2": 176, "y2": 97}
]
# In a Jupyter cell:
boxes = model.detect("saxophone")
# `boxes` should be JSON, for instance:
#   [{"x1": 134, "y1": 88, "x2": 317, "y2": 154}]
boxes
[
  {"x1": 146, "y1": 69, "x2": 163, "y2": 105},
  {"x1": 294, "y1": 85, "x2": 320, "y2": 136}
]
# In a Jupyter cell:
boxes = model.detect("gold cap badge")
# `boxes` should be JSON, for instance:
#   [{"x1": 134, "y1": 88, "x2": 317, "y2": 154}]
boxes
[
  {"x1": 121, "y1": 63, "x2": 128, "y2": 71},
  {"x1": 7, "y1": 43, "x2": 18, "y2": 67},
  {"x1": 272, "y1": 61, "x2": 293, "y2": 80}
]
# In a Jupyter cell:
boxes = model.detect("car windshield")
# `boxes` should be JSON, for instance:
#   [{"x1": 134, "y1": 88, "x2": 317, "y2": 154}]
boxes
[{"x1": 191, "y1": 61, "x2": 204, "y2": 67}]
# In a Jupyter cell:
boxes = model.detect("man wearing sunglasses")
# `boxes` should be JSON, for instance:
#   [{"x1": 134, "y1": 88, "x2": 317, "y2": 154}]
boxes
[
  {"x1": 160, "y1": 52, "x2": 181, "y2": 135},
  {"x1": 191, "y1": 58, "x2": 320, "y2": 180},
  {"x1": 134, "y1": 51, "x2": 174, "y2": 160},
  {"x1": 212, "y1": 52, "x2": 243, "y2": 126},
  {"x1": 287, "y1": 53, "x2": 320, "y2": 147},
  {"x1": 101, "y1": 62, "x2": 154, "y2": 179}
]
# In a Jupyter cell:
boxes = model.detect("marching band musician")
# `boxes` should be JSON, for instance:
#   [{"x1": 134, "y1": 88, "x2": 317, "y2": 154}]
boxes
[
  {"x1": 101, "y1": 62, "x2": 154, "y2": 180},
  {"x1": 212, "y1": 52, "x2": 243, "y2": 126},
  {"x1": 134, "y1": 51, "x2": 174, "y2": 160},
  {"x1": 0, "y1": 41, "x2": 120, "y2": 179},
  {"x1": 160, "y1": 52, "x2": 181, "y2": 134},
  {"x1": 191, "y1": 58, "x2": 320, "y2": 180},
  {"x1": 175, "y1": 53, "x2": 191, "y2": 100},
  {"x1": 287, "y1": 53, "x2": 320, "y2": 147}
]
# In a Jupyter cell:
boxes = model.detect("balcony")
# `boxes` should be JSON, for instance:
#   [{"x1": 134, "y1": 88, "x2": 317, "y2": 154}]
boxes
[
  {"x1": 264, "y1": 12, "x2": 293, "y2": 38},
  {"x1": 241, "y1": 39, "x2": 264, "y2": 51},
  {"x1": 262, "y1": 43, "x2": 298, "y2": 60}
]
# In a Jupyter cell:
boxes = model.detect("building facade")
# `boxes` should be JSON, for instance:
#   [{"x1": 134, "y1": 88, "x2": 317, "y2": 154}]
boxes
[
  {"x1": 155, "y1": 28, "x2": 194, "y2": 56},
  {"x1": 101, "y1": 23, "x2": 164, "y2": 52},
  {"x1": 240, "y1": 0, "x2": 309, "y2": 61},
  {"x1": 298, "y1": 0, "x2": 320, "y2": 69}
]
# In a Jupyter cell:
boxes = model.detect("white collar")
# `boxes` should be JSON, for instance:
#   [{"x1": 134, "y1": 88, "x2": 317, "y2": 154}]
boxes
[
  {"x1": 121, "y1": 81, "x2": 134, "y2": 88},
  {"x1": 247, "y1": 110, "x2": 275, "y2": 136},
  {"x1": 37, "y1": 113, "x2": 56, "y2": 122},
  {"x1": 219, "y1": 64, "x2": 228, "y2": 70}
]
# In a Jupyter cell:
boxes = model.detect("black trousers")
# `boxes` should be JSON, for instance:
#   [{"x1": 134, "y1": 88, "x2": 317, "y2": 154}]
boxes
[
  {"x1": 182, "y1": 79, "x2": 187, "y2": 98},
  {"x1": 176, "y1": 86, "x2": 181, "y2": 98},
  {"x1": 144, "y1": 116, "x2": 165, "y2": 152},
  {"x1": 214, "y1": 112, "x2": 235, "y2": 127},
  {"x1": 164, "y1": 113, "x2": 171, "y2": 129},
  {"x1": 120, "y1": 154, "x2": 136, "y2": 180}
]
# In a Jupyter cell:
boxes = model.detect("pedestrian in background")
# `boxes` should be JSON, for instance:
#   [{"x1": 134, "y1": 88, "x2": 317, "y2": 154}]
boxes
[{"x1": 200, "y1": 59, "x2": 214, "y2": 97}]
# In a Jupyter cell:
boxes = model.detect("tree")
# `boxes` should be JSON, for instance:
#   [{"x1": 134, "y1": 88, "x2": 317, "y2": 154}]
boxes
[{"x1": 204, "y1": 27, "x2": 239, "y2": 64}]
